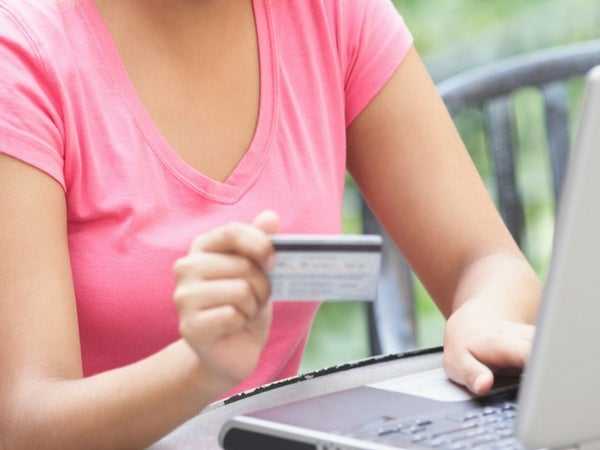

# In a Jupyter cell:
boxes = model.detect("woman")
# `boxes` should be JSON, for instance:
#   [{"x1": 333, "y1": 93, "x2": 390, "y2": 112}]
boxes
[{"x1": 0, "y1": 0, "x2": 540, "y2": 448}]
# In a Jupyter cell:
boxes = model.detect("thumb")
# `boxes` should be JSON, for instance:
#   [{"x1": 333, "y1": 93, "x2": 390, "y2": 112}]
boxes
[
  {"x1": 446, "y1": 350, "x2": 495, "y2": 395},
  {"x1": 468, "y1": 361, "x2": 494, "y2": 395},
  {"x1": 253, "y1": 210, "x2": 280, "y2": 235}
]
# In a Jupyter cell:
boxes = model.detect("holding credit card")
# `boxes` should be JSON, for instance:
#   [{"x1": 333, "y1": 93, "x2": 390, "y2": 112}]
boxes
[{"x1": 268, "y1": 234, "x2": 382, "y2": 302}]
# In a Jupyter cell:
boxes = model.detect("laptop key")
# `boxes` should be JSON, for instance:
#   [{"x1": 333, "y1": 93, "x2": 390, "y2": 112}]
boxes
[
  {"x1": 411, "y1": 434, "x2": 427, "y2": 443},
  {"x1": 476, "y1": 416, "x2": 500, "y2": 427},
  {"x1": 427, "y1": 437, "x2": 451, "y2": 447},
  {"x1": 415, "y1": 419, "x2": 433, "y2": 427},
  {"x1": 377, "y1": 426, "x2": 403, "y2": 437},
  {"x1": 497, "y1": 438, "x2": 522, "y2": 447},
  {"x1": 447, "y1": 411, "x2": 482, "y2": 422},
  {"x1": 470, "y1": 435, "x2": 503, "y2": 449},
  {"x1": 483, "y1": 407, "x2": 499, "y2": 416},
  {"x1": 493, "y1": 422, "x2": 512, "y2": 432},
  {"x1": 497, "y1": 429, "x2": 515, "y2": 438},
  {"x1": 448, "y1": 443, "x2": 468, "y2": 450},
  {"x1": 430, "y1": 422, "x2": 478, "y2": 438},
  {"x1": 448, "y1": 428, "x2": 488, "y2": 443}
]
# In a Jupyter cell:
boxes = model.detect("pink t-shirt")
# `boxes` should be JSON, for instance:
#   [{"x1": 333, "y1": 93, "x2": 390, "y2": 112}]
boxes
[{"x1": 0, "y1": 0, "x2": 412, "y2": 395}]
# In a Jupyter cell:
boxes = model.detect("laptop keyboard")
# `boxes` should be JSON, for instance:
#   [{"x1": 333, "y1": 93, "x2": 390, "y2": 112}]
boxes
[{"x1": 347, "y1": 394, "x2": 524, "y2": 450}]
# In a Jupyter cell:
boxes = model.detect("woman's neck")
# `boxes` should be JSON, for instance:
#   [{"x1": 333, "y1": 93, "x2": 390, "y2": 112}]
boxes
[{"x1": 93, "y1": 0, "x2": 248, "y2": 51}]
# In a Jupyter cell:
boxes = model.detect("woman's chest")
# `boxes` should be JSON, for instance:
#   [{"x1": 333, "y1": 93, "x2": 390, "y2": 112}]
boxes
[
  {"x1": 93, "y1": 0, "x2": 262, "y2": 184},
  {"x1": 62, "y1": 0, "x2": 350, "y2": 357},
  {"x1": 64, "y1": 78, "x2": 349, "y2": 330},
  {"x1": 66, "y1": 128, "x2": 347, "y2": 374}
]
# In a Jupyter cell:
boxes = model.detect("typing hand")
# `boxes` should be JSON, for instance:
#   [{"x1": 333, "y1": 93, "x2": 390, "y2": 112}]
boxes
[
  {"x1": 442, "y1": 298, "x2": 535, "y2": 395},
  {"x1": 172, "y1": 211, "x2": 278, "y2": 393}
]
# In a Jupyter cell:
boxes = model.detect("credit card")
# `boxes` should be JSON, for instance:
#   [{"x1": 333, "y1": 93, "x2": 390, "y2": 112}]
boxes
[{"x1": 268, "y1": 234, "x2": 382, "y2": 302}]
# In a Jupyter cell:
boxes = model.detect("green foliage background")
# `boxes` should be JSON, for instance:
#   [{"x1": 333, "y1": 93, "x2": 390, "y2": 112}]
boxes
[{"x1": 301, "y1": 0, "x2": 600, "y2": 372}]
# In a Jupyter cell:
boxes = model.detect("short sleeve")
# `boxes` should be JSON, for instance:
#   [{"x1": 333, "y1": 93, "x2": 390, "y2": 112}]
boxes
[
  {"x1": 341, "y1": 0, "x2": 413, "y2": 126},
  {"x1": 0, "y1": 7, "x2": 65, "y2": 190}
]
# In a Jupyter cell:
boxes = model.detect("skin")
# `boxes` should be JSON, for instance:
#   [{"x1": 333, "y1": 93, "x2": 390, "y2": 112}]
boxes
[
  {"x1": 345, "y1": 50, "x2": 540, "y2": 393},
  {"x1": 0, "y1": 1, "x2": 541, "y2": 449}
]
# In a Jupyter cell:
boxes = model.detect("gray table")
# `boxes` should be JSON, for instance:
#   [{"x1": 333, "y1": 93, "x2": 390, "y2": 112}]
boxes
[{"x1": 150, "y1": 348, "x2": 444, "y2": 450}]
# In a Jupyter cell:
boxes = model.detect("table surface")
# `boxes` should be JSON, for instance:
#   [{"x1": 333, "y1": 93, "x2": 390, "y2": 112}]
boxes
[{"x1": 148, "y1": 348, "x2": 444, "y2": 450}]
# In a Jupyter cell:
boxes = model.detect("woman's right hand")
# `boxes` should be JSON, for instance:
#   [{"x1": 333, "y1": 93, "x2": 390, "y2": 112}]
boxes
[{"x1": 172, "y1": 211, "x2": 279, "y2": 393}]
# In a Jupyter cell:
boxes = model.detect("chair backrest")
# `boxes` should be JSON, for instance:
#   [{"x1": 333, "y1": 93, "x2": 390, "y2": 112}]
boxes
[{"x1": 364, "y1": 40, "x2": 600, "y2": 355}]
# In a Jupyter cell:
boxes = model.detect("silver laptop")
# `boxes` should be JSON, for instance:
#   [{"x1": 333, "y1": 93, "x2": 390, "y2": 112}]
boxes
[{"x1": 219, "y1": 66, "x2": 600, "y2": 450}]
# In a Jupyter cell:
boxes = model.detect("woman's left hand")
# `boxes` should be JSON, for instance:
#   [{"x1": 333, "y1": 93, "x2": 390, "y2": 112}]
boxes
[
  {"x1": 343, "y1": 45, "x2": 541, "y2": 396},
  {"x1": 443, "y1": 297, "x2": 535, "y2": 395}
]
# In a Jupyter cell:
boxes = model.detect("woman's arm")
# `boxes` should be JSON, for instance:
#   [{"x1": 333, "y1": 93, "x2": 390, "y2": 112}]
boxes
[
  {"x1": 0, "y1": 154, "x2": 220, "y2": 450},
  {"x1": 346, "y1": 47, "x2": 541, "y2": 394},
  {"x1": 0, "y1": 154, "x2": 275, "y2": 450}
]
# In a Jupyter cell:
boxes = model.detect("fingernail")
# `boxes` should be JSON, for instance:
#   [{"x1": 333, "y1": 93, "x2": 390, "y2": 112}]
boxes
[{"x1": 473, "y1": 374, "x2": 486, "y2": 394}]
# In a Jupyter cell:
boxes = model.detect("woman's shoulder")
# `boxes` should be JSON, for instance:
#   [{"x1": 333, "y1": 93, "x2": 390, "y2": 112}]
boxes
[
  {"x1": 272, "y1": 0, "x2": 408, "y2": 59},
  {"x1": 279, "y1": 0, "x2": 400, "y2": 31},
  {"x1": 271, "y1": 0, "x2": 412, "y2": 126},
  {"x1": 0, "y1": 0, "x2": 66, "y2": 33},
  {"x1": 0, "y1": 0, "x2": 73, "y2": 64}
]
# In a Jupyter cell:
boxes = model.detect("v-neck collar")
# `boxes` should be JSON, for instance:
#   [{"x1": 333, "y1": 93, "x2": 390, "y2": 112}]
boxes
[{"x1": 80, "y1": 0, "x2": 279, "y2": 204}]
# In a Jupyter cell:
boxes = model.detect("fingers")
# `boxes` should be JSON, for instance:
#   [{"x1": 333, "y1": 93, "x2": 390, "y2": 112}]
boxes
[
  {"x1": 172, "y1": 213, "x2": 279, "y2": 384},
  {"x1": 173, "y1": 211, "x2": 279, "y2": 345},
  {"x1": 191, "y1": 221, "x2": 274, "y2": 270},
  {"x1": 469, "y1": 325, "x2": 533, "y2": 370},
  {"x1": 173, "y1": 252, "x2": 266, "y2": 287},
  {"x1": 173, "y1": 252, "x2": 271, "y2": 320},
  {"x1": 173, "y1": 214, "x2": 278, "y2": 344},
  {"x1": 253, "y1": 210, "x2": 280, "y2": 235},
  {"x1": 508, "y1": 322, "x2": 536, "y2": 341},
  {"x1": 173, "y1": 277, "x2": 271, "y2": 320},
  {"x1": 179, "y1": 305, "x2": 246, "y2": 346},
  {"x1": 444, "y1": 347, "x2": 495, "y2": 395},
  {"x1": 445, "y1": 321, "x2": 535, "y2": 395}
]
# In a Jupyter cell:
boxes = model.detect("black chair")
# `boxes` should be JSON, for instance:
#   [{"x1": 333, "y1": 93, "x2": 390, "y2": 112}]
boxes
[{"x1": 363, "y1": 40, "x2": 600, "y2": 355}]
